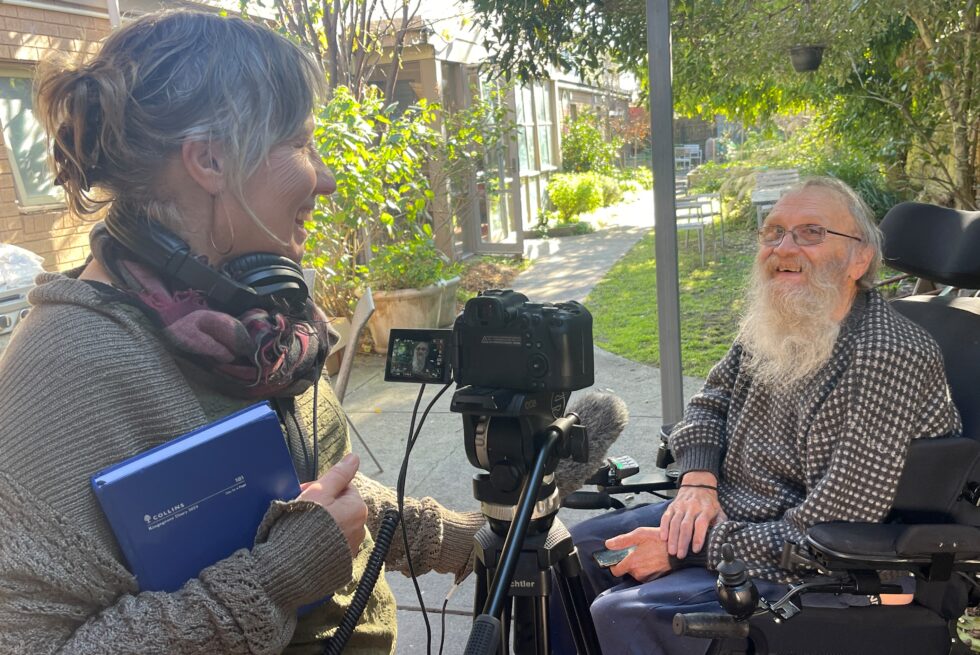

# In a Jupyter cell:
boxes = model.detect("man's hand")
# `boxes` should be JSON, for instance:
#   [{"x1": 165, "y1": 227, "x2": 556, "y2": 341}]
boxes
[
  {"x1": 605, "y1": 527, "x2": 671, "y2": 581},
  {"x1": 659, "y1": 471, "x2": 727, "y2": 559},
  {"x1": 299, "y1": 453, "x2": 368, "y2": 556}
]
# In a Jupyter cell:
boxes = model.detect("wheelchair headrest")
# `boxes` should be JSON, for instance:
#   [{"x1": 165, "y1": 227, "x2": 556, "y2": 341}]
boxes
[{"x1": 880, "y1": 202, "x2": 980, "y2": 289}]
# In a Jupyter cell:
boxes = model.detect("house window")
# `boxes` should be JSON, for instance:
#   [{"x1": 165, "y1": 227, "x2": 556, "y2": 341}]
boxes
[
  {"x1": 514, "y1": 84, "x2": 536, "y2": 173},
  {"x1": 533, "y1": 82, "x2": 554, "y2": 169},
  {"x1": 0, "y1": 72, "x2": 62, "y2": 207}
]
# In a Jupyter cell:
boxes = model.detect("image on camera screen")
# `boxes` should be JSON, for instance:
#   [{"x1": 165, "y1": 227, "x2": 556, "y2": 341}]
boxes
[{"x1": 384, "y1": 329, "x2": 452, "y2": 384}]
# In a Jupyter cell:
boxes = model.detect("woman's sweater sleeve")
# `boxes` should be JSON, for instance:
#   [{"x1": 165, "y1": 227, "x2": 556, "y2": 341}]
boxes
[
  {"x1": 353, "y1": 472, "x2": 485, "y2": 579},
  {"x1": 0, "y1": 471, "x2": 354, "y2": 655}
]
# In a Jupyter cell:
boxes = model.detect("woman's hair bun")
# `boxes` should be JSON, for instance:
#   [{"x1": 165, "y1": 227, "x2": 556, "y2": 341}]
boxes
[
  {"x1": 36, "y1": 10, "x2": 325, "y2": 220},
  {"x1": 38, "y1": 65, "x2": 110, "y2": 212}
]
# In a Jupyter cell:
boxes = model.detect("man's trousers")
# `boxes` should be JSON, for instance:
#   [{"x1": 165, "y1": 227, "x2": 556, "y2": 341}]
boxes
[{"x1": 549, "y1": 502, "x2": 788, "y2": 655}]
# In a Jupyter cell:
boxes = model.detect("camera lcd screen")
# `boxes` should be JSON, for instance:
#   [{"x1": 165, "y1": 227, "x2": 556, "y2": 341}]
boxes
[{"x1": 384, "y1": 329, "x2": 453, "y2": 384}]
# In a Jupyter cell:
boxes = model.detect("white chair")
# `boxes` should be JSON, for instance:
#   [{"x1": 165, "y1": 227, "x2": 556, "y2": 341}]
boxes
[
  {"x1": 695, "y1": 193, "x2": 724, "y2": 249},
  {"x1": 751, "y1": 169, "x2": 800, "y2": 226},
  {"x1": 332, "y1": 287, "x2": 384, "y2": 474},
  {"x1": 675, "y1": 198, "x2": 706, "y2": 266}
]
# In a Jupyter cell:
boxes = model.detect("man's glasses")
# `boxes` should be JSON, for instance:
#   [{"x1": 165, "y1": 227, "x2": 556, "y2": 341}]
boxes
[{"x1": 758, "y1": 224, "x2": 863, "y2": 247}]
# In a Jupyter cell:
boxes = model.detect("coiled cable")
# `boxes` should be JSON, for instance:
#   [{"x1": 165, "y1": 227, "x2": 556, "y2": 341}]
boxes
[{"x1": 323, "y1": 509, "x2": 401, "y2": 655}]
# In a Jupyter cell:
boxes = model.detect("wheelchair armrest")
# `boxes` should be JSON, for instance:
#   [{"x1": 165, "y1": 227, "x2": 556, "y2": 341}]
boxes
[
  {"x1": 604, "y1": 473, "x2": 677, "y2": 495},
  {"x1": 806, "y1": 522, "x2": 980, "y2": 580}
]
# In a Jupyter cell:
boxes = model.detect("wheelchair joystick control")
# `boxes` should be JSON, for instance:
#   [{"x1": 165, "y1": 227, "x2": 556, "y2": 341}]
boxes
[
  {"x1": 716, "y1": 543, "x2": 759, "y2": 621},
  {"x1": 672, "y1": 545, "x2": 759, "y2": 639}
]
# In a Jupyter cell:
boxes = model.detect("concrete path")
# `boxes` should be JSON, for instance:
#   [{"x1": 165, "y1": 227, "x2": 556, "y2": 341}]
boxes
[{"x1": 338, "y1": 190, "x2": 706, "y2": 652}]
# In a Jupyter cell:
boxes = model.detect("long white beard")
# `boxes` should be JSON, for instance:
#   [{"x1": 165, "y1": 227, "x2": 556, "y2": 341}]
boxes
[{"x1": 737, "y1": 255, "x2": 851, "y2": 392}]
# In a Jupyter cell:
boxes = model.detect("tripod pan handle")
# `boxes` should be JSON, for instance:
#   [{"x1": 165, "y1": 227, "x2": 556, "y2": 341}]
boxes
[{"x1": 464, "y1": 614, "x2": 501, "y2": 655}]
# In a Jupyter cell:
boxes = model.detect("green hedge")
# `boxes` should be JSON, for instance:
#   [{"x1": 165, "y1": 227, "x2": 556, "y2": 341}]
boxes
[
  {"x1": 545, "y1": 169, "x2": 650, "y2": 223},
  {"x1": 547, "y1": 173, "x2": 604, "y2": 221}
]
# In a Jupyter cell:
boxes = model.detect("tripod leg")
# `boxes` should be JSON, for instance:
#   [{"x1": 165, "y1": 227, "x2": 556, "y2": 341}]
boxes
[
  {"x1": 554, "y1": 549, "x2": 602, "y2": 654},
  {"x1": 474, "y1": 557, "x2": 489, "y2": 619},
  {"x1": 533, "y1": 596, "x2": 550, "y2": 655},
  {"x1": 511, "y1": 596, "x2": 550, "y2": 655}
]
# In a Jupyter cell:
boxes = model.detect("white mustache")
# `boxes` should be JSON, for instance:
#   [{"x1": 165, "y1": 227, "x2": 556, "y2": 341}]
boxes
[{"x1": 765, "y1": 255, "x2": 808, "y2": 275}]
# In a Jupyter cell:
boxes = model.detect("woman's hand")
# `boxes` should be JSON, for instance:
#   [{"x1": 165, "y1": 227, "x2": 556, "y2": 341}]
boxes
[
  {"x1": 659, "y1": 471, "x2": 727, "y2": 559},
  {"x1": 299, "y1": 453, "x2": 368, "y2": 555},
  {"x1": 606, "y1": 527, "x2": 671, "y2": 581}
]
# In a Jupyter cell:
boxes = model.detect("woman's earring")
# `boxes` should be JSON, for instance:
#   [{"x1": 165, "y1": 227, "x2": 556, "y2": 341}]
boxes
[{"x1": 209, "y1": 192, "x2": 234, "y2": 256}]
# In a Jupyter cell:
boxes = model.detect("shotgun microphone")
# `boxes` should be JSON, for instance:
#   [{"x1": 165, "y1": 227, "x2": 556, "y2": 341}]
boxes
[{"x1": 555, "y1": 391, "x2": 629, "y2": 500}]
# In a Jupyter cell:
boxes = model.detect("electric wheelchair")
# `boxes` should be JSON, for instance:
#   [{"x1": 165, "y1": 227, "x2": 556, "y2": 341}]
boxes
[{"x1": 564, "y1": 201, "x2": 980, "y2": 654}]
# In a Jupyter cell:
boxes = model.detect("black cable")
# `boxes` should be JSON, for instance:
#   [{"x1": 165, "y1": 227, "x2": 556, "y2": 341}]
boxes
[
  {"x1": 438, "y1": 575, "x2": 467, "y2": 655},
  {"x1": 395, "y1": 380, "x2": 454, "y2": 655},
  {"x1": 312, "y1": 378, "x2": 319, "y2": 476},
  {"x1": 439, "y1": 595, "x2": 449, "y2": 655},
  {"x1": 397, "y1": 384, "x2": 431, "y2": 654},
  {"x1": 323, "y1": 509, "x2": 401, "y2": 655}
]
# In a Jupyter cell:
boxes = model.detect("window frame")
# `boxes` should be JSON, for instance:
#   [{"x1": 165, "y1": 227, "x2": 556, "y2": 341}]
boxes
[
  {"x1": 0, "y1": 67, "x2": 64, "y2": 210},
  {"x1": 533, "y1": 82, "x2": 556, "y2": 172},
  {"x1": 514, "y1": 84, "x2": 538, "y2": 176}
]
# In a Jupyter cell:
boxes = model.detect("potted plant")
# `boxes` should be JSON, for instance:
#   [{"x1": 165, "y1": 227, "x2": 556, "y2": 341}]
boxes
[
  {"x1": 365, "y1": 235, "x2": 461, "y2": 352},
  {"x1": 789, "y1": 45, "x2": 825, "y2": 73}
]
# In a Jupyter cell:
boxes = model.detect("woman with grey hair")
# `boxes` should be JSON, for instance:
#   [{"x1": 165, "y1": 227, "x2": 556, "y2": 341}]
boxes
[{"x1": 0, "y1": 10, "x2": 482, "y2": 654}]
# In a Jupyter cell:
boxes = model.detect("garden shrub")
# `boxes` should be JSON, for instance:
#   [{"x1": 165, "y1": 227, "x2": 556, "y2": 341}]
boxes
[
  {"x1": 618, "y1": 179, "x2": 641, "y2": 194},
  {"x1": 307, "y1": 86, "x2": 440, "y2": 314},
  {"x1": 306, "y1": 84, "x2": 513, "y2": 315},
  {"x1": 686, "y1": 117, "x2": 907, "y2": 226},
  {"x1": 546, "y1": 173, "x2": 603, "y2": 221},
  {"x1": 598, "y1": 174, "x2": 623, "y2": 206},
  {"x1": 619, "y1": 165, "x2": 653, "y2": 189},
  {"x1": 561, "y1": 111, "x2": 620, "y2": 174},
  {"x1": 367, "y1": 235, "x2": 460, "y2": 291}
]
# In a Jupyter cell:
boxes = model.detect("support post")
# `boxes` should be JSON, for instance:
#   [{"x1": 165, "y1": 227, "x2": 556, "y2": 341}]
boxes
[{"x1": 647, "y1": 0, "x2": 685, "y2": 423}]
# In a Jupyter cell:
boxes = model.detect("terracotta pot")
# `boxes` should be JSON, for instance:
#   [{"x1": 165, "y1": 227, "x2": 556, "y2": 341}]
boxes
[
  {"x1": 368, "y1": 284, "x2": 443, "y2": 352},
  {"x1": 789, "y1": 45, "x2": 825, "y2": 73}
]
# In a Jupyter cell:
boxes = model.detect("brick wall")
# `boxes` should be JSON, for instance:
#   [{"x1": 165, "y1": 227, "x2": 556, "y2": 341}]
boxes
[{"x1": 0, "y1": 4, "x2": 109, "y2": 272}]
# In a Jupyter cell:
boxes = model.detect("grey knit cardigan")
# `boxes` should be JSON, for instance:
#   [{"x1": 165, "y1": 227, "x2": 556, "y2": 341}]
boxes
[{"x1": 0, "y1": 272, "x2": 484, "y2": 655}]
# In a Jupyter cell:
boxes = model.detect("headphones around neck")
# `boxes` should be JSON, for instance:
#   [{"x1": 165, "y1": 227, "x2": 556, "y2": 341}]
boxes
[{"x1": 103, "y1": 213, "x2": 310, "y2": 316}]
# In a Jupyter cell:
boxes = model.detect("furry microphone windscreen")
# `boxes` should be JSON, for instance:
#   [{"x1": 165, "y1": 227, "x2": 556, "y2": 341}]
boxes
[{"x1": 554, "y1": 392, "x2": 629, "y2": 500}]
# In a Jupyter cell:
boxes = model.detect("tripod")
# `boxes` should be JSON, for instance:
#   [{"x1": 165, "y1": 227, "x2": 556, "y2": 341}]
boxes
[{"x1": 452, "y1": 387, "x2": 602, "y2": 655}]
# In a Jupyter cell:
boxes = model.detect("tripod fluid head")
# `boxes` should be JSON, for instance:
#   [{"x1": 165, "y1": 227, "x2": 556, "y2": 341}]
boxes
[
  {"x1": 452, "y1": 385, "x2": 600, "y2": 655},
  {"x1": 451, "y1": 386, "x2": 588, "y2": 518}
]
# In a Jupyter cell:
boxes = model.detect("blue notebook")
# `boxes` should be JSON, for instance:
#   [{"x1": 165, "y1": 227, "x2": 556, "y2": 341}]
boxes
[{"x1": 91, "y1": 402, "x2": 302, "y2": 593}]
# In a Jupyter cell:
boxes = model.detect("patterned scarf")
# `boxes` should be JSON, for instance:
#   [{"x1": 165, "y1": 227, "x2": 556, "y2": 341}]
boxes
[{"x1": 90, "y1": 223, "x2": 334, "y2": 399}]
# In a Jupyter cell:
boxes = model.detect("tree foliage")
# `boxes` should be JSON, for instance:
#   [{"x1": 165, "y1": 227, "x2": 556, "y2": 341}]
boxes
[
  {"x1": 304, "y1": 83, "x2": 517, "y2": 314},
  {"x1": 471, "y1": 0, "x2": 980, "y2": 208},
  {"x1": 244, "y1": 0, "x2": 423, "y2": 102}
]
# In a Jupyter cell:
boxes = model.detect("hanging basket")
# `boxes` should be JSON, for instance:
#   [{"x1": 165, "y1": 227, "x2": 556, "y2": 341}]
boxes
[{"x1": 789, "y1": 45, "x2": 825, "y2": 72}]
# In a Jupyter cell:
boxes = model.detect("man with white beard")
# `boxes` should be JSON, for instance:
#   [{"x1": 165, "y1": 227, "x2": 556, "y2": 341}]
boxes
[{"x1": 554, "y1": 177, "x2": 962, "y2": 655}]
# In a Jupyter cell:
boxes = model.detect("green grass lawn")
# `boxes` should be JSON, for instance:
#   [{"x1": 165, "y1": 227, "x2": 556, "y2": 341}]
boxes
[{"x1": 585, "y1": 223, "x2": 757, "y2": 379}]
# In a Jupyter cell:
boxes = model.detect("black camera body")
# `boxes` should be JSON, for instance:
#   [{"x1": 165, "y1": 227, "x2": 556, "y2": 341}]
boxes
[
  {"x1": 383, "y1": 289, "x2": 594, "y2": 394},
  {"x1": 454, "y1": 289, "x2": 593, "y2": 393}
]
